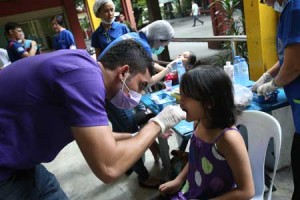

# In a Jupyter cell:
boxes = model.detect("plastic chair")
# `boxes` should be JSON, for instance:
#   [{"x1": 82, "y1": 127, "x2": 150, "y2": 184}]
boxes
[{"x1": 236, "y1": 110, "x2": 282, "y2": 200}]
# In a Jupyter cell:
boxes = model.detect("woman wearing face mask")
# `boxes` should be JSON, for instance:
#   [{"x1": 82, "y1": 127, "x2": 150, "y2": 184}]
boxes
[
  {"x1": 251, "y1": 1, "x2": 300, "y2": 199},
  {"x1": 92, "y1": 0, "x2": 130, "y2": 59},
  {"x1": 99, "y1": 20, "x2": 175, "y2": 72}
]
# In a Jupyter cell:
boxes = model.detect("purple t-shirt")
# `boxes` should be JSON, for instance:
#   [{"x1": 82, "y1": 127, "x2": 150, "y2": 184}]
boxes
[{"x1": 0, "y1": 49, "x2": 108, "y2": 181}]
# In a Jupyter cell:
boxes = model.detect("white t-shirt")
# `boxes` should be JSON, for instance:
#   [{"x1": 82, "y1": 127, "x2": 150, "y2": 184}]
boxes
[
  {"x1": 192, "y1": 3, "x2": 199, "y2": 16},
  {"x1": 0, "y1": 48, "x2": 11, "y2": 69}
]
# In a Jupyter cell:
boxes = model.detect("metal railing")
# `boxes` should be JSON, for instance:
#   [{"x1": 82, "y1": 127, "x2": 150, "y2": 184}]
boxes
[{"x1": 171, "y1": 35, "x2": 247, "y2": 60}]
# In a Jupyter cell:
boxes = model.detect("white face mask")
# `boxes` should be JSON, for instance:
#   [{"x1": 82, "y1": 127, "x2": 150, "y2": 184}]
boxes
[
  {"x1": 273, "y1": 0, "x2": 285, "y2": 12},
  {"x1": 101, "y1": 17, "x2": 116, "y2": 25}
]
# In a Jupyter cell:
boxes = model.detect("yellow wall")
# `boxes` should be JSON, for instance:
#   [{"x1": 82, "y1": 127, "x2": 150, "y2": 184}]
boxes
[
  {"x1": 244, "y1": 0, "x2": 279, "y2": 80},
  {"x1": 85, "y1": 0, "x2": 101, "y2": 31}
]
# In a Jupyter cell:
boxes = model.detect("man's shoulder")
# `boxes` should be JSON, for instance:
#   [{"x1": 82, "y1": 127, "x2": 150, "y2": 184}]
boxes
[{"x1": 7, "y1": 40, "x2": 25, "y2": 53}]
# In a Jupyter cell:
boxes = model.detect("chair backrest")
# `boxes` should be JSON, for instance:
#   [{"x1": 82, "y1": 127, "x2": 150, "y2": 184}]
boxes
[{"x1": 236, "y1": 110, "x2": 282, "y2": 200}]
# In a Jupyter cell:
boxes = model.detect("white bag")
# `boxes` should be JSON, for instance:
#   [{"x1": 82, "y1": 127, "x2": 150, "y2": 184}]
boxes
[{"x1": 234, "y1": 84, "x2": 253, "y2": 109}]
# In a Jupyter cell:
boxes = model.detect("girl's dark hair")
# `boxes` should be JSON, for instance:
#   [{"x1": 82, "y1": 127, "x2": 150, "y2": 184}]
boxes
[
  {"x1": 186, "y1": 51, "x2": 197, "y2": 70},
  {"x1": 180, "y1": 65, "x2": 240, "y2": 129},
  {"x1": 99, "y1": 39, "x2": 154, "y2": 76}
]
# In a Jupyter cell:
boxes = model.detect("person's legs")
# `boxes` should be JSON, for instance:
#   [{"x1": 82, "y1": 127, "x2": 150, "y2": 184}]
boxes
[
  {"x1": 193, "y1": 16, "x2": 197, "y2": 26},
  {"x1": 292, "y1": 133, "x2": 300, "y2": 200},
  {"x1": 197, "y1": 17, "x2": 204, "y2": 25},
  {"x1": 0, "y1": 164, "x2": 68, "y2": 200},
  {"x1": 132, "y1": 158, "x2": 150, "y2": 182}
]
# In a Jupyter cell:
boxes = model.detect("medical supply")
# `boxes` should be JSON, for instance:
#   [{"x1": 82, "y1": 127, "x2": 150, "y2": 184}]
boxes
[{"x1": 223, "y1": 61, "x2": 234, "y2": 83}]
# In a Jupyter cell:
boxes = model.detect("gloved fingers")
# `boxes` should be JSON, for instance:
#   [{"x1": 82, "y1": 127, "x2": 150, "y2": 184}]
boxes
[
  {"x1": 263, "y1": 72, "x2": 273, "y2": 82},
  {"x1": 167, "y1": 59, "x2": 180, "y2": 71},
  {"x1": 257, "y1": 81, "x2": 277, "y2": 96},
  {"x1": 162, "y1": 105, "x2": 186, "y2": 120},
  {"x1": 251, "y1": 72, "x2": 273, "y2": 92}
]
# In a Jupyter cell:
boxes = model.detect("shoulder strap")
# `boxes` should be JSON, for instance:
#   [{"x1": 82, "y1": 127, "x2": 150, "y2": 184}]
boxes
[{"x1": 213, "y1": 127, "x2": 238, "y2": 143}]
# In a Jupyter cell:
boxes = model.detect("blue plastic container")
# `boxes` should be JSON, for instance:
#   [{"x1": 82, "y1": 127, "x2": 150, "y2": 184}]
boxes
[
  {"x1": 151, "y1": 93, "x2": 176, "y2": 111},
  {"x1": 252, "y1": 90, "x2": 279, "y2": 104}
]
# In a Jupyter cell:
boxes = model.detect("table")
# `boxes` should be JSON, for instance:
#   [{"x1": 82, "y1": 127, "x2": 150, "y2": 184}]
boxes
[{"x1": 141, "y1": 82, "x2": 292, "y2": 172}]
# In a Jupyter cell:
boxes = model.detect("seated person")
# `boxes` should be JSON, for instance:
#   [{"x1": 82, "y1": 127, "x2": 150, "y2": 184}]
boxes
[
  {"x1": 5, "y1": 22, "x2": 37, "y2": 62},
  {"x1": 164, "y1": 51, "x2": 197, "y2": 85},
  {"x1": 19, "y1": 31, "x2": 41, "y2": 55},
  {"x1": 159, "y1": 66, "x2": 254, "y2": 199},
  {"x1": 105, "y1": 50, "x2": 198, "y2": 189}
]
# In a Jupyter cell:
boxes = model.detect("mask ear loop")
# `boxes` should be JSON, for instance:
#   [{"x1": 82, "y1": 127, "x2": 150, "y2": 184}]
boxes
[{"x1": 121, "y1": 72, "x2": 130, "y2": 92}]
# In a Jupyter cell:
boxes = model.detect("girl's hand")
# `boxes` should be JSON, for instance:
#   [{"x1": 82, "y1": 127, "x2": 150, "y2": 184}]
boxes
[
  {"x1": 159, "y1": 129, "x2": 174, "y2": 139},
  {"x1": 159, "y1": 178, "x2": 183, "y2": 194}
]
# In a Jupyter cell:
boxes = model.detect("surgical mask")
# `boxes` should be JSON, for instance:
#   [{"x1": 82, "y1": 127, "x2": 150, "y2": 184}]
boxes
[
  {"x1": 110, "y1": 77, "x2": 142, "y2": 109},
  {"x1": 151, "y1": 46, "x2": 165, "y2": 55},
  {"x1": 101, "y1": 17, "x2": 116, "y2": 25}
]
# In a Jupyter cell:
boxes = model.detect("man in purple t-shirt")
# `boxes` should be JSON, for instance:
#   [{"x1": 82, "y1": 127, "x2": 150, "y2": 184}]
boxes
[{"x1": 0, "y1": 39, "x2": 186, "y2": 199}]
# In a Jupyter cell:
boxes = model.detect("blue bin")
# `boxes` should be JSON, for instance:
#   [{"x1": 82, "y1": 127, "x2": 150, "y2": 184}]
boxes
[
  {"x1": 151, "y1": 93, "x2": 176, "y2": 111},
  {"x1": 253, "y1": 90, "x2": 279, "y2": 104}
]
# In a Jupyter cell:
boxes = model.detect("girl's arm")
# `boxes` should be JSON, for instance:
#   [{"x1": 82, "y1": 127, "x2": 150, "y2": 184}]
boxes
[
  {"x1": 159, "y1": 162, "x2": 189, "y2": 194},
  {"x1": 214, "y1": 129, "x2": 255, "y2": 200}
]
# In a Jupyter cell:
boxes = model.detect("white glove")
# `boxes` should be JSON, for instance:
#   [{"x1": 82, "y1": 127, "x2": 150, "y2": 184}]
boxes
[
  {"x1": 257, "y1": 81, "x2": 279, "y2": 96},
  {"x1": 166, "y1": 59, "x2": 180, "y2": 72},
  {"x1": 149, "y1": 105, "x2": 186, "y2": 134},
  {"x1": 251, "y1": 72, "x2": 273, "y2": 92}
]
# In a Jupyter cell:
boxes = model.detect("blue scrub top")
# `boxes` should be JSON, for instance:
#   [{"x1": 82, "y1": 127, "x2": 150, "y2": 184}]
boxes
[
  {"x1": 91, "y1": 21, "x2": 129, "y2": 53},
  {"x1": 52, "y1": 29, "x2": 76, "y2": 50},
  {"x1": 6, "y1": 40, "x2": 26, "y2": 62},
  {"x1": 98, "y1": 32, "x2": 152, "y2": 60},
  {"x1": 277, "y1": 0, "x2": 300, "y2": 133}
]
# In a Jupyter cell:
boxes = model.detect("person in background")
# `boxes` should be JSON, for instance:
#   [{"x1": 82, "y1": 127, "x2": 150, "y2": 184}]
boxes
[
  {"x1": 159, "y1": 66, "x2": 254, "y2": 199},
  {"x1": 4, "y1": 22, "x2": 37, "y2": 62},
  {"x1": 0, "y1": 48, "x2": 11, "y2": 69},
  {"x1": 19, "y1": 31, "x2": 41, "y2": 54},
  {"x1": 118, "y1": 12, "x2": 136, "y2": 32},
  {"x1": 50, "y1": 14, "x2": 76, "y2": 50},
  {"x1": 165, "y1": 51, "x2": 197, "y2": 85},
  {"x1": 92, "y1": 0, "x2": 129, "y2": 59},
  {"x1": 251, "y1": 0, "x2": 300, "y2": 199},
  {"x1": 0, "y1": 39, "x2": 186, "y2": 199},
  {"x1": 99, "y1": 20, "x2": 175, "y2": 73},
  {"x1": 191, "y1": 1, "x2": 204, "y2": 27}
]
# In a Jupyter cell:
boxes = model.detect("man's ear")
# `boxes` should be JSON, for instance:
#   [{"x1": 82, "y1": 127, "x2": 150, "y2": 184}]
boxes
[{"x1": 119, "y1": 65, "x2": 129, "y2": 79}]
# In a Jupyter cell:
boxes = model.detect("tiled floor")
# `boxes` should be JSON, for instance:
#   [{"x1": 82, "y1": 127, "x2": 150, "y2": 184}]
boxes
[{"x1": 44, "y1": 132, "x2": 293, "y2": 200}]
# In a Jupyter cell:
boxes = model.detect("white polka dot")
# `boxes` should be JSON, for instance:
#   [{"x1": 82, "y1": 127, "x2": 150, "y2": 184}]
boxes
[
  {"x1": 194, "y1": 170, "x2": 202, "y2": 187},
  {"x1": 212, "y1": 146, "x2": 225, "y2": 160}
]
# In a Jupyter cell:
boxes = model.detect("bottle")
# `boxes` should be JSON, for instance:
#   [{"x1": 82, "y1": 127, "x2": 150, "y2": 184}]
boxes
[
  {"x1": 233, "y1": 56, "x2": 241, "y2": 84},
  {"x1": 239, "y1": 58, "x2": 250, "y2": 85},
  {"x1": 223, "y1": 61, "x2": 234, "y2": 83},
  {"x1": 176, "y1": 59, "x2": 186, "y2": 83}
]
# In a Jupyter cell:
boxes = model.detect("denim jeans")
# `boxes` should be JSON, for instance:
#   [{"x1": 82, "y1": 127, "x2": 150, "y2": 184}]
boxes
[{"x1": 0, "y1": 164, "x2": 68, "y2": 200}]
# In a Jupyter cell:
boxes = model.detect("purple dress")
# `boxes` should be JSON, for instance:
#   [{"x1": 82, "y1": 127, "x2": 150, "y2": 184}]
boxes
[{"x1": 172, "y1": 128, "x2": 237, "y2": 199}]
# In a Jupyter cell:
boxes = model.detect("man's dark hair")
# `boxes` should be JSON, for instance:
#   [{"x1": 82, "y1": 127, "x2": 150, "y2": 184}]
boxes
[
  {"x1": 4, "y1": 22, "x2": 21, "y2": 35},
  {"x1": 50, "y1": 15, "x2": 64, "y2": 26},
  {"x1": 99, "y1": 39, "x2": 154, "y2": 76}
]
